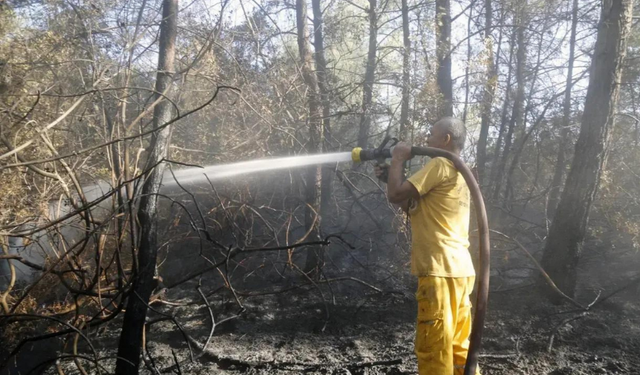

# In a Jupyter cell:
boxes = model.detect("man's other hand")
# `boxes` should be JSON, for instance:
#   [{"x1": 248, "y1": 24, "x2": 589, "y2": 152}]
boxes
[
  {"x1": 392, "y1": 142, "x2": 412, "y2": 162},
  {"x1": 374, "y1": 163, "x2": 389, "y2": 183}
]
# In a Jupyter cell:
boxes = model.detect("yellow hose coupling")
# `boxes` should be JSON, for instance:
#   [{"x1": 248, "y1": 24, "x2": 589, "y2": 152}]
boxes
[{"x1": 351, "y1": 147, "x2": 362, "y2": 163}]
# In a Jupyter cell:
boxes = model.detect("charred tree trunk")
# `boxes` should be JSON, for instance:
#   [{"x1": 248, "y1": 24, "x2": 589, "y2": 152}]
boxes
[
  {"x1": 435, "y1": 0, "x2": 453, "y2": 118},
  {"x1": 399, "y1": 0, "x2": 411, "y2": 141},
  {"x1": 488, "y1": 27, "x2": 516, "y2": 194},
  {"x1": 115, "y1": 0, "x2": 177, "y2": 373},
  {"x1": 547, "y1": 0, "x2": 579, "y2": 217},
  {"x1": 312, "y1": 0, "x2": 333, "y2": 235},
  {"x1": 505, "y1": 9, "x2": 547, "y2": 203},
  {"x1": 297, "y1": 0, "x2": 323, "y2": 276},
  {"x1": 357, "y1": 0, "x2": 378, "y2": 148},
  {"x1": 462, "y1": 2, "x2": 473, "y2": 124},
  {"x1": 540, "y1": 0, "x2": 633, "y2": 298},
  {"x1": 476, "y1": 0, "x2": 496, "y2": 186},
  {"x1": 492, "y1": 4, "x2": 526, "y2": 201}
]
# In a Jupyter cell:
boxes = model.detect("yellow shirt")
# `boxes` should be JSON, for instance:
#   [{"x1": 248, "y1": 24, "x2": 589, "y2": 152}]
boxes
[{"x1": 406, "y1": 157, "x2": 474, "y2": 277}]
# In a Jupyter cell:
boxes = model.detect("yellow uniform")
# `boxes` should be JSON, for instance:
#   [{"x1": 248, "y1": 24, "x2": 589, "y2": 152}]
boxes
[{"x1": 407, "y1": 157, "x2": 480, "y2": 375}]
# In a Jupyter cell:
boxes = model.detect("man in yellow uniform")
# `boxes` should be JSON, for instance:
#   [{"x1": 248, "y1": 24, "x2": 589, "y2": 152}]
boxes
[{"x1": 375, "y1": 117, "x2": 480, "y2": 375}]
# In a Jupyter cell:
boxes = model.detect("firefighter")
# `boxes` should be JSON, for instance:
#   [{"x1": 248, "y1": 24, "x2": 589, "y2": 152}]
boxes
[{"x1": 375, "y1": 117, "x2": 480, "y2": 375}]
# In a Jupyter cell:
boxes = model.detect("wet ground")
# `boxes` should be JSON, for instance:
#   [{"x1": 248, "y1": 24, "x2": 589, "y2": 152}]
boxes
[
  {"x1": 4, "y1": 192, "x2": 640, "y2": 375},
  {"x1": 46, "y1": 267, "x2": 637, "y2": 375}
]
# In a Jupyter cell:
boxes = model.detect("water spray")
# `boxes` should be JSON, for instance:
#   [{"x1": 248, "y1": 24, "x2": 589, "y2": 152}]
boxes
[{"x1": 352, "y1": 137, "x2": 490, "y2": 375}]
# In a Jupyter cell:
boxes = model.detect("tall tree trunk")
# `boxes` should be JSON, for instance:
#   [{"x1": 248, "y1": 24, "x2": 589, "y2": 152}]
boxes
[
  {"x1": 435, "y1": 0, "x2": 453, "y2": 118},
  {"x1": 547, "y1": 0, "x2": 579, "y2": 217},
  {"x1": 476, "y1": 0, "x2": 496, "y2": 185},
  {"x1": 357, "y1": 0, "x2": 378, "y2": 148},
  {"x1": 631, "y1": 89, "x2": 639, "y2": 147},
  {"x1": 462, "y1": 2, "x2": 473, "y2": 124},
  {"x1": 115, "y1": 0, "x2": 177, "y2": 373},
  {"x1": 492, "y1": 3, "x2": 526, "y2": 201},
  {"x1": 296, "y1": 0, "x2": 323, "y2": 276},
  {"x1": 540, "y1": 0, "x2": 633, "y2": 298},
  {"x1": 399, "y1": 0, "x2": 411, "y2": 141},
  {"x1": 504, "y1": 9, "x2": 546, "y2": 202},
  {"x1": 488, "y1": 26, "x2": 516, "y2": 194},
  {"x1": 312, "y1": 0, "x2": 333, "y2": 236}
]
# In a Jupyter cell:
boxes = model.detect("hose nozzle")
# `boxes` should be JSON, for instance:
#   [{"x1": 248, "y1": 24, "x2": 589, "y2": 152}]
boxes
[
  {"x1": 351, "y1": 147, "x2": 363, "y2": 163},
  {"x1": 351, "y1": 147, "x2": 391, "y2": 163},
  {"x1": 351, "y1": 135, "x2": 397, "y2": 163}
]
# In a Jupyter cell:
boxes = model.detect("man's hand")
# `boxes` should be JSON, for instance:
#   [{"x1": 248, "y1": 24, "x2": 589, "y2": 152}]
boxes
[
  {"x1": 392, "y1": 142, "x2": 412, "y2": 162},
  {"x1": 374, "y1": 163, "x2": 389, "y2": 183},
  {"x1": 387, "y1": 142, "x2": 420, "y2": 205}
]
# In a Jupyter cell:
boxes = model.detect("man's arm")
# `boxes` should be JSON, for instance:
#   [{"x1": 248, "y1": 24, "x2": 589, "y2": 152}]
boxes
[
  {"x1": 387, "y1": 144, "x2": 420, "y2": 205},
  {"x1": 375, "y1": 163, "x2": 411, "y2": 212}
]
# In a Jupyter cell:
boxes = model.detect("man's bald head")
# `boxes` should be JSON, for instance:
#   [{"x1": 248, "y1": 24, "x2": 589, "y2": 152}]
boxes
[{"x1": 432, "y1": 117, "x2": 467, "y2": 153}]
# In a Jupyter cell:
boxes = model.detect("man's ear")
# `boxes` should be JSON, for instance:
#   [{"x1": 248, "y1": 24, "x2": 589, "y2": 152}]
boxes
[{"x1": 444, "y1": 133, "x2": 451, "y2": 146}]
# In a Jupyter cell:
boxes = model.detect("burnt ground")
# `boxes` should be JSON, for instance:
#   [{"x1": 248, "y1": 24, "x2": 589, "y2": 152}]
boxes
[
  {"x1": 41, "y1": 250, "x2": 640, "y2": 375},
  {"x1": 3, "y1": 245, "x2": 640, "y2": 375},
  {"x1": 3, "y1": 177, "x2": 640, "y2": 375}
]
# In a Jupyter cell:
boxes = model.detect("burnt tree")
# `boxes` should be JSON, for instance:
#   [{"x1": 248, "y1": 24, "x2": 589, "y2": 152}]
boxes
[
  {"x1": 541, "y1": 0, "x2": 634, "y2": 298},
  {"x1": 399, "y1": 0, "x2": 411, "y2": 141},
  {"x1": 435, "y1": 0, "x2": 453, "y2": 118},
  {"x1": 504, "y1": 6, "x2": 550, "y2": 203},
  {"x1": 115, "y1": 0, "x2": 178, "y2": 373},
  {"x1": 462, "y1": 1, "x2": 473, "y2": 123},
  {"x1": 488, "y1": 15, "x2": 515, "y2": 191},
  {"x1": 476, "y1": 0, "x2": 496, "y2": 186},
  {"x1": 296, "y1": 0, "x2": 323, "y2": 276},
  {"x1": 312, "y1": 0, "x2": 334, "y2": 237},
  {"x1": 547, "y1": 0, "x2": 579, "y2": 216},
  {"x1": 357, "y1": 0, "x2": 378, "y2": 148},
  {"x1": 492, "y1": 1, "x2": 526, "y2": 201}
]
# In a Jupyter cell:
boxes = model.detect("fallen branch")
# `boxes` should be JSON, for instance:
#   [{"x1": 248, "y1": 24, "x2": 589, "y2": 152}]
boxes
[
  {"x1": 196, "y1": 284, "x2": 216, "y2": 353},
  {"x1": 166, "y1": 238, "x2": 334, "y2": 289},
  {"x1": 489, "y1": 230, "x2": 586, "y2": 310},
  {"x1": 179, "y1": 351, "x2": 403, "y2": 372},
  {"x1": 548, "y1": 312, "x2": 588, "y2": 353}
]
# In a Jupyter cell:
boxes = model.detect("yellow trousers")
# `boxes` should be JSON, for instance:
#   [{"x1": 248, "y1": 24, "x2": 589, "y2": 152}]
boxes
[{"x1": 415, "y1": 276, "x2": 481, "y2": 375}]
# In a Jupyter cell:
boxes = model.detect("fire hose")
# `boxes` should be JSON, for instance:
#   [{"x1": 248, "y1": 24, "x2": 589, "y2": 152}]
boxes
[{"x1": 352, "y1": 139, "x2": 490, "y2": 375}]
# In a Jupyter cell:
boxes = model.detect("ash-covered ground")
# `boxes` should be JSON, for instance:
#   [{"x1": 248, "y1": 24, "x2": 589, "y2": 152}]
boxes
[
  {"x1": 41, "y1": 246, "x2": 640, "y2": 375},
  {"x1": 3, "y1": 174, "x2": 640, "y2": 375}
]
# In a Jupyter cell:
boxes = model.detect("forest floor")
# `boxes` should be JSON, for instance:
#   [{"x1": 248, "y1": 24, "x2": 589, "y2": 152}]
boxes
[
  {"x1": 65, "y1": 267, "x2": 639, "y2": 375},
  {"x1": 4, "y1": 258, "x2": 639, "y2": 375},
  {"x1": 5, "y1": 207, "x2": 640, "y2": 375}
]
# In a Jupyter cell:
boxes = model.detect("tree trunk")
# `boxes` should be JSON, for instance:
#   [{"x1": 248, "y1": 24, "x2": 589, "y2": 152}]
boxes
[
  {"x1": 357, "y1": 0, "x2": 378, "y2": 148},
  {"x1": 547, "y1": 0, "x2": 579, "y2": 217},
  {"x1": 505, "y1": 7, "x2": 547, "y2": 202},
  {"x1": 488, "y1": 26, "x2": 516, "y2": 194},
  {"x1": 399, "y1": 0, "x2": 411, "y2": 141},
  {"x1": 540, "y1": 0, "x2": 633, "y2": 298},
  {"x1": 296, "y1": 0, "x2": 323, "y2": 276},
  {"x1": 492, "y1": 3, "x2": 526, "y2": 201},
  {"x1": 312, "y1": 0, "x2": 333, "y2": 237},
  {"x1": 435, "y1": 0, "x2": 453, "y2": 118},
  {"x1": 476, "y1": 0, "x2": 495, "y2": 186},
  {"x1": 115, "y1": 0, "x2": 177, "y2": 373},
  {"x1": 462, "y1": 2, "x2": 473, "y2": 124}
]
